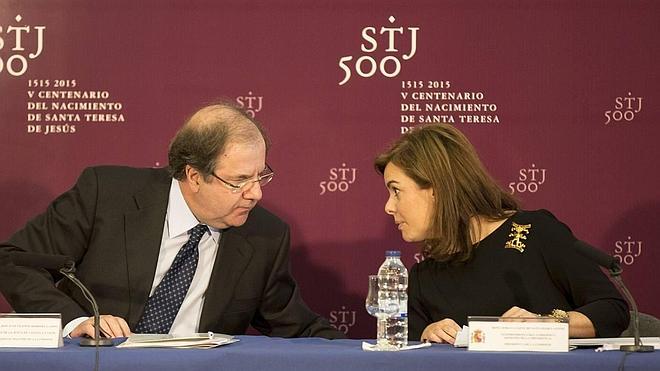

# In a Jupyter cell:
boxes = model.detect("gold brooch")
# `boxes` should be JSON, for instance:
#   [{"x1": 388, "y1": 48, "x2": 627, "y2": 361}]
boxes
[{"x1": 505, "y1": 222, "x2": 531, "y2": 253}]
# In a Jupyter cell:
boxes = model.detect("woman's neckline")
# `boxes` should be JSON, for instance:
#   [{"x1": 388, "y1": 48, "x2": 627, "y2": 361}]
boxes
[{"x1": 472, "y1": 210, "x2": 518, "y2": 245}]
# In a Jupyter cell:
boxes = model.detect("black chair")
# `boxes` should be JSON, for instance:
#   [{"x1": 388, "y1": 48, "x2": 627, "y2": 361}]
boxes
[{"x1": 621, "y1": 312, "x2": 660, "y2": 337}]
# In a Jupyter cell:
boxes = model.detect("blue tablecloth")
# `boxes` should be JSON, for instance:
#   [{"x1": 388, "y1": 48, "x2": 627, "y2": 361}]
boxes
[{"x1": 0, "y1": 336, "x2": 658, "y2": 371}]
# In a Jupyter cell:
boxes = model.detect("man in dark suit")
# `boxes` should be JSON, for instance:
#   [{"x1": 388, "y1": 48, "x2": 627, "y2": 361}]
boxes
[{"x1": 0, "y1": 102, "x2": 343, "y2": 339}]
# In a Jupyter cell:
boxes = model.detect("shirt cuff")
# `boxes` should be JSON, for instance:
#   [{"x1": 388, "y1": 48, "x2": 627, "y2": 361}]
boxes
[{"x1": 62, "y1": 316, "x2": 90, "y2": 338}]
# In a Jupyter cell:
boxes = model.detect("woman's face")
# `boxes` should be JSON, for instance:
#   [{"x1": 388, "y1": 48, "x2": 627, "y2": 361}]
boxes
[{"x1": 383, "y1": 163, "x2": 435, "y2": 242}]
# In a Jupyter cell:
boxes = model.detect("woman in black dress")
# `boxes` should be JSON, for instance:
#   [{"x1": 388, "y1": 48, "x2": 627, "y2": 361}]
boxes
[{"x1": 374, "y1": 124, "x2": 629, "y2": 344}]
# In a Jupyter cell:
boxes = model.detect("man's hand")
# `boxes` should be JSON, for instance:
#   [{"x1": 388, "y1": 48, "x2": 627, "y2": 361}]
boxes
[{"x1": 70, "y1": 315, "x2": 132, "y2": 338}]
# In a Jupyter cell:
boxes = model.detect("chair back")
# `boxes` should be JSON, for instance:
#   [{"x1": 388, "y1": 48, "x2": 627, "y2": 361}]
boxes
[{"x1": 621, "y1": 312, "x2": 660, "y2": 337}]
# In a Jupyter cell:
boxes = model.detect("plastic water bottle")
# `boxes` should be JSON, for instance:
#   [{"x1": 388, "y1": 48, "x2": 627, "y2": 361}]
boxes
[{"x1": 377, "y1": 250, "x2": 408, "y2": 348}]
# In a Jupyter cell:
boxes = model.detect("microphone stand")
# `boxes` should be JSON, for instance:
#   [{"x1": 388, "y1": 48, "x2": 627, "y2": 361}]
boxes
[
  {"x1": 58, "y1": 264, "x2": 113, "y2": 347},
  {"x1": 607, "y1": 263, "x2": 654, "y2": 352}
]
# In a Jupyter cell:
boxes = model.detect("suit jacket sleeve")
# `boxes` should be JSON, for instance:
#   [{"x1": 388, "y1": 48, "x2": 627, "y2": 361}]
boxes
[
  {"x1": 0, "y1": 167, "x2": 100, "y2": 323},
  {"x1": 249, "y1": 225, "x2": 345, "y2": 339}
]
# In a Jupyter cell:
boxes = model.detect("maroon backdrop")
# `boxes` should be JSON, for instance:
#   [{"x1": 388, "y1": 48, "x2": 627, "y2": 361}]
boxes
[{"x1": 1, "y1": 0, "x2": 658, "y2": 338}]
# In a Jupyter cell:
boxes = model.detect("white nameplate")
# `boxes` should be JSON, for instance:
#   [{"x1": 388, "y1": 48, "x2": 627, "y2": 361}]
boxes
[
  {"x1": 0, "y1": 313, "x2": 63, "y2": 348},
  {"x1": 468, "y1": 316, "x2": 568, "y2": 352}
]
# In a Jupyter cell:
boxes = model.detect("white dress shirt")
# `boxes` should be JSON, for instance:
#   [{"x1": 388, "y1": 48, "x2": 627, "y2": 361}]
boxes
[{"x1": 64, "y1": 179, "x2": 221, "y2": 336}]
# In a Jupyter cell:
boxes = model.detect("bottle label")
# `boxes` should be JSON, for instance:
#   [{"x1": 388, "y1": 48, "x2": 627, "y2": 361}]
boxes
[{"x1": 398, "y1": 299, "x2": 408, "y2": 317}]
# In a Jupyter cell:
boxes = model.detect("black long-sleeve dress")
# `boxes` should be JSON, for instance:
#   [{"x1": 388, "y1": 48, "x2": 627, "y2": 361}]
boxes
[{"x1": 408, "y1": 209, "x2": 629, "y2": 340}]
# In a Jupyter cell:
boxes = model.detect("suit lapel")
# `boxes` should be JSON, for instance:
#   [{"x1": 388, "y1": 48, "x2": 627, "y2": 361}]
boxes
[
  {"x1": 199, "y1": 229, "x2": 254, "y2": 331},
  {"x1": 124, "y1": 172, "x2": 169, "y2": 327}
]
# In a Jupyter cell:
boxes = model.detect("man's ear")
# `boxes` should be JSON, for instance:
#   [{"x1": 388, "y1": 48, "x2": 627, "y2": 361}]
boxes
[{"x1": 185, "y1": 165, "x2": 202, "y2": 192}]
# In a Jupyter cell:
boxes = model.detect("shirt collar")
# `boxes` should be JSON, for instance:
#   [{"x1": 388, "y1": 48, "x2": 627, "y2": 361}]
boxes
[{"x1": 167, "y1": 179, "x2": 221, "y2": 242}]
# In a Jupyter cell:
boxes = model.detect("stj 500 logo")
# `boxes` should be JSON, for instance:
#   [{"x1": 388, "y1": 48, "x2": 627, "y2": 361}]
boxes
[
  {"x1": 509, "y1": 164, "x2": 546, "y2": 194},
  {"x1": 614, "y1": 236, "x2": 643, "y2": 266},
  {"x1": 604, "y1": 92, "x2": 643, "y2": 125},
  {"x1": 0, "y1": 15, "x2": 45, "y2": 77},
  {"x1": 329, "y1": 306, "x2": 356, "y2": 335},
  {"x1": 338, "y1": 16, "x2": 419, "y2": 86},
  {"x1": 236, "y1": 91, "x2": 263, "y2": 118},
  {"x1": 319, "y1": 163, "x2": 357, "y2": 195}
]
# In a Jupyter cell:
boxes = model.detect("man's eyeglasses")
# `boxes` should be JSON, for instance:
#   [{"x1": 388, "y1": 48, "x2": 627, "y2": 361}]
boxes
[{"x1": 211, "y1": 164, "x2": 274, "y2": 193}]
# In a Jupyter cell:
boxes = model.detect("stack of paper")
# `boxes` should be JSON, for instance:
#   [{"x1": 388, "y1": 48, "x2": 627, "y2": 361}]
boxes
[
  {"x1": 453, "y1": 325, "x2": 469, "y2": 347},
  {"x1": 117, "y1": 333, "x2": 238, "y2": 349},
  {"x1": 361, "y1": 341, "x2": 431, "y2": 351}
]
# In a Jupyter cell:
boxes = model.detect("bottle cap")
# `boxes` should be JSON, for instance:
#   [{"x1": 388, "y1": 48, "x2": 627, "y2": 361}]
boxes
[{"x1": 385, "y1": 250, "x2": 401, "y2": 257}]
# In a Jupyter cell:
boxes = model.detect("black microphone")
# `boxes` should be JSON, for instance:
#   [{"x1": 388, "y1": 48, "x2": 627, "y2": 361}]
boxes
[
  {"x1": 10, "y1": 252, "x2": 75, "y2": 272},
  {"x1": 573, "y1": 240, "x2": 620, "y2": 273},
  {"x1": 9, "y1": 251, "x2": 113, "y2": 348},
  {"x1": 573, "y1": 240, "x2": 654, "y2": 352}
]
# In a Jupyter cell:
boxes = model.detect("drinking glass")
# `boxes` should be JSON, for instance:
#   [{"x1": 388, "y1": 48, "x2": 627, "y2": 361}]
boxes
[{"x1": 366, "y1": 274, "x2": 400, "y2": 350}]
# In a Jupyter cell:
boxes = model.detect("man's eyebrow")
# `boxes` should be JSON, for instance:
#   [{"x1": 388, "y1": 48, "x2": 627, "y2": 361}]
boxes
[
  {"x1": 228, "y1": 173, "x2": 252, "y2": 180},
  {"x1": 386, "y1": 180, "x2": 399, "y2": 188},
  {"x1": 225, "y1": 169, "x2": 262, "y2": 180}
]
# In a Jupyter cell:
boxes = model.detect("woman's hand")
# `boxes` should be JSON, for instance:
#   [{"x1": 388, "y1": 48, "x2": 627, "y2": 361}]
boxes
[
  {"x1": 501, "y1": 306, "x2": 596, "y2": 337},
  {"x1": 501, "y1": 306, "x2": 539, "y2": 319},
  {"x1": 421, "y1": 318, "x2": 462, "y2": 344}
]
